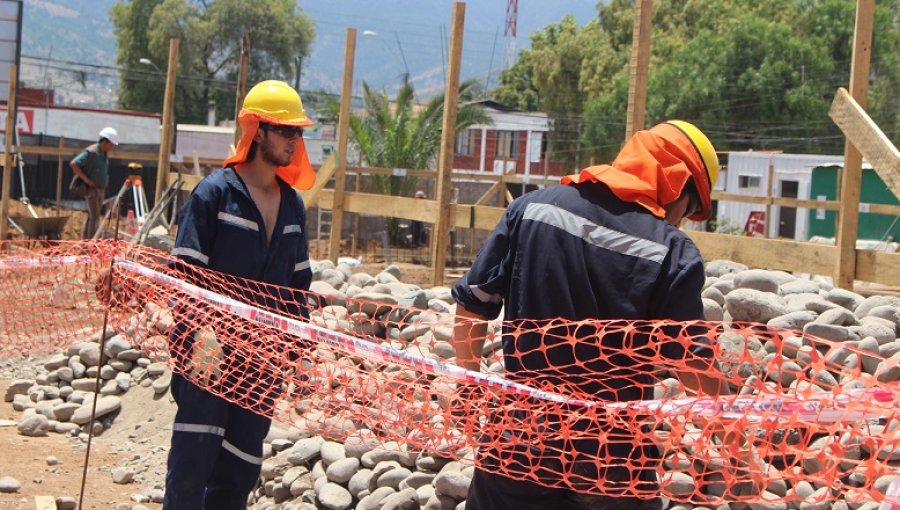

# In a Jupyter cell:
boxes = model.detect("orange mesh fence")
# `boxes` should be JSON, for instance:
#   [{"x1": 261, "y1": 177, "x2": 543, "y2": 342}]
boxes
[{"x1": 0, "y1": 240, "x2": 897, "y2": 506}]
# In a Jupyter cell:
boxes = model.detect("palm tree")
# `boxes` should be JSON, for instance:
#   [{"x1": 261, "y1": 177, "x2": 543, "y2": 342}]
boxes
[{"x1": 347, "y1": 77, "x2": 492, "y2": 244}]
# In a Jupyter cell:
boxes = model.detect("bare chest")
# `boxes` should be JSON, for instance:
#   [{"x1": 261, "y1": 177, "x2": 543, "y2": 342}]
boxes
[{"x1": 246, "y1": 187, "x2": 281, "y2": 244}]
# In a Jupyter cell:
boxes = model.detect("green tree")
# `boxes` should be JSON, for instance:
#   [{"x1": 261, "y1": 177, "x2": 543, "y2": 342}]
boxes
[
  {"x1": 111, "y1": 0, "x2": 315, "y2": 124},
  {"x1": 346, "y1": 78, "x2": 491, "y2": 243},
  {"x1": 496, "y1": 0, "x2": 899, "y2": 166}
]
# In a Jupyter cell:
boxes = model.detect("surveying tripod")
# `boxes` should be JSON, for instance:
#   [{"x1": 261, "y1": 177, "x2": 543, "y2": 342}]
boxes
[{"x1": 92, "y1": 163, "x2": 148, "y2": 239}]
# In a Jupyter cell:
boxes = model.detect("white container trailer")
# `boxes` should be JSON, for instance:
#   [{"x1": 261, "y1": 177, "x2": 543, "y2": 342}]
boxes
[{"x1": 2, "y1": 104, "x2": 161, "y2": 144}]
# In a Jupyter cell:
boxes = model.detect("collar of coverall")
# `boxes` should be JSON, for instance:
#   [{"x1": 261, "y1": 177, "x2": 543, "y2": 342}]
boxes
[
  {"x1": 560, "y1": 123, "x2": 713, "y2": 221},
  {"x1": 222, "y1": 110, "x2": 316, "y2": 191}
]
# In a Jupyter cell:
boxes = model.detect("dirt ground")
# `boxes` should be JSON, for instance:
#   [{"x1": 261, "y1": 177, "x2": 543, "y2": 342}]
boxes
[{"x1": 0, "y1": 376, "x2": 170, "y2": 510}]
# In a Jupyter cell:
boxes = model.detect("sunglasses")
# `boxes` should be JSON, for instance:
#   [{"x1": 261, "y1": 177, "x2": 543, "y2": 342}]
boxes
[{"x1": 262, "y1": 124, "x2": 304, "y2": 139}]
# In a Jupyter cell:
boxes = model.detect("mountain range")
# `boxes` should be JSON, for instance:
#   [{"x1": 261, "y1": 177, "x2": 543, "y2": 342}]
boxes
[{"x1": 21, "y1": 0, "x2": 599, "y2": 108}]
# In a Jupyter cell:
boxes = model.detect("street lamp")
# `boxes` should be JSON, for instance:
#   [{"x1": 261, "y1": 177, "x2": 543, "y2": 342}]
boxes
[{"x1": 138, "y1": 58, "x2": 160, "y2": 71}]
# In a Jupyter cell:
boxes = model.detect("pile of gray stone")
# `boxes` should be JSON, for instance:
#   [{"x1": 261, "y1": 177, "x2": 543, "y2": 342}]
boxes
[{"x1": 2, "y1": 258, "x2": 898, "y2": 510}]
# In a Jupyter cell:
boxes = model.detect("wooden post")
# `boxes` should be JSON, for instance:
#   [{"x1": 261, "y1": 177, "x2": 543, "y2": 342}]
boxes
[
  {"x1": 834, "y1": 0, "x2": 874, "y2": 289},
  {"x1": 0, "y1": 64, "x2": 16, "y2": 241},
  {"x1": 431, "y1": 2, "x2": 465, "y2": 286},
  {"x1": 351, "y1": 165, "x2": 361, "y2": 254},
  {"x1": 55, "y1": 136, "x2": 64, "y2": 213},
  {"x1": 155, "y1": 38, "x2": 180, "y2": 203},
  {"x1": 329, "y1": 28, "x2": 356, "y2": 262},
  {"x1": 232, "y1": 32, "x2": 251, "y2": 150},
  {"x1": 625, "y1": 0, "x2": 652, "y2": 140},
  {"x1": 765, "y1": 157, "x2": 775, "y2": 238}
]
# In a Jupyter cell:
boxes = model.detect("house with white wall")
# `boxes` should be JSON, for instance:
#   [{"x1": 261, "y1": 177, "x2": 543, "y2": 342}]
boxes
[{"x1": 718, "y1": 151, "x2": 861, "y2": 240}]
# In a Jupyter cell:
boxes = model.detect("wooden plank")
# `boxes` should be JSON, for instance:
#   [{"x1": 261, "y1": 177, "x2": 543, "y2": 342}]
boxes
[
  {"x1": 834, "y1": 0, "x2": 875, "y2": 289},
  {"x1": 765, "y1": 159, "x2": 775, "y2": 237},
  {"x1": 156, "y1": 38, "x2": 180, "y2": 203},
  {"x1": 33, "y1": 495, "x2": 57, "y2": 510},
  {"x1": 328, "y1": 28, "x2": 356, "y2": 263},
  {"x1": 625, "y1": 0, "x2": 652, "y2": 139},
  {"x1": 300, "y1": 153, "x2": 336, "y2": 208},
  {"x1": 687, "y1": 231, "x2": 837, "y2": 276},
  {"x1": 1, "y1": 64, "x2": 17, "y2": 241},
  {"x1": 316, "y1": 189, "x2": 504, "y2": 231},
  {"x1": 855, "y1": 250, "x2": 900, "y2": 287},
  {"x1": 713, "y1": 191, "x2": 900, "y2": 215},
  {"x1": 55, "y1": 137, "x2": 64, "y2": 213},
  {"x1": 431, "y1": 2, "x2": 466, "y2": 287},
  {"x1": 233, "y1": 32, "x2": 251, "y2": 148},
  {"x1": 829, "y1": 87, "x2": 900, "y2": 200},
  {"x1": 474, "y1": 181, "x2": 502, "y2": 206}
]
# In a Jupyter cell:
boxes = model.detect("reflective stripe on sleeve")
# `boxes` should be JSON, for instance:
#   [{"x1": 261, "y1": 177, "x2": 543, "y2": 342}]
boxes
[
  {"x1": 172, "y1": 423, "x2": 225, "y2": 436},
  {"x1": 222, "y1": 439, "x2": 263, "y2": 465},
  {"x1": 294, "y1": 259, "x2": 311, "y2": 272},
  {"x1": 218, "y1": 212, "x2": 259, "y2": 231},
  {"x1": 523, "y1": 202, "x2": 669, "y2": 264},
  {"x1": 172, "y1": 247, "x2": 210, "y2": 265}
]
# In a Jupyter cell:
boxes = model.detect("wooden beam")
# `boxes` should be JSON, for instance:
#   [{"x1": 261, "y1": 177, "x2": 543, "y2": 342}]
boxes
[
  {"x1": 155, "y1": 38, "x2": 180, "y2": 203},
  {"x1": 855, "y1": 251, "x2": 900, "y2": 287},
  {"x1": 328, "y1": 28, "x2": 356, "y2": 263},
  {"x1": 316, "y1": 189, "x2": 505, "y2": 231},
  {"x1": 474, "y1": 181, "x2": 503, "y2": 206},
  {"x1": 712, "y1": 191, "x2": 900, "y2": 215},
  {"x1": 688, "y1": 231, "x2": 837, "y2": 277},
  {"x1": 1, "y1": 64, "x2": 16, "y2": 241},
  {"x1": 15, "y1": 145, "x2": 159, "y2": 161},
  {"x1": 834, "y1": 0, "x2": 874, "y2": 289},
  {"x1": 300, "y1": 153, "x2": 336, "y2": 208},
  {"x1": 829, "y1": 87, "x2": 900, "y2": 199},
  {"x1": 232, "y1": 32, "x2": 251, "y2": 149},
  {"x1": 765, "y1": 158, "x2": 775, "y2": 238},
  {"x1": 625, "y1": 0, "x2": 652, "y2": 139},
  {"x1": 431, "y1": 2, "x2": 465, "y2": 287},
  {"x1": 54, "y1": 136, "x2": 64, "y2": 214}
]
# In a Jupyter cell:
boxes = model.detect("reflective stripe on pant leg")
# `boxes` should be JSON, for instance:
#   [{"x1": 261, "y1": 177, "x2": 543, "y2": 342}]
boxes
[
  {"x1": 204, "y1": 402, "x2": 272, "y2": 510},
  {"x1": 163, "y1": 374, "x2": 229, "y2": 510}
]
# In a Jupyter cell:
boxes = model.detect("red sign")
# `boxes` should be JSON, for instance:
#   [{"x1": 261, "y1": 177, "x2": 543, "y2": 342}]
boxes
[
  {"x1": 744, "y1": 211, "x2": 766, "y2": 237},
  {"x1": 0, "y1": 107, "x2": 35, "y2": 134}
]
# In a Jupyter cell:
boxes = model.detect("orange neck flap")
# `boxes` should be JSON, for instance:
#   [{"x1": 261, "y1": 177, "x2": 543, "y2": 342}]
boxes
[
  {"x1": 222, "y1": 111, "x2": 316, "y2": 190},
  {"x1": 561, "y1": 124, "x2": 709, "y2": 219}
]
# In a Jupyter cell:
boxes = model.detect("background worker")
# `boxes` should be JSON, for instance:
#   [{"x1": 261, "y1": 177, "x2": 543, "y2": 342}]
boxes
[
  {"x1": 69, "y1": 126, "x2": 118, "y2": 238},
  {"x1": 164, "y1": 80, "x2": 316, "y2": 510},
  {"x1": 451, "y1": 121, "x2": 756, "y2": 509}
]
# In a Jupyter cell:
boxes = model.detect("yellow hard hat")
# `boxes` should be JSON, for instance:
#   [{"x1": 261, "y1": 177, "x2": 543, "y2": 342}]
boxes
[
  {"x1": 665, "y1": 120, "x2": 719, "y2": 190},
  {"x1": 241, "y1": 80, "x2": 313, "y2": 127}
]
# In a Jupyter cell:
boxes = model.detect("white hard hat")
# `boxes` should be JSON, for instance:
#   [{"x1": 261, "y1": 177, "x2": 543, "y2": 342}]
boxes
[{"x1": 99, "y1": 127, "x2": 119, "y2": 145}]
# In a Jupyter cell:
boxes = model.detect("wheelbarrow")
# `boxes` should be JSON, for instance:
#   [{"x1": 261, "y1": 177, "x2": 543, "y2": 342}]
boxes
[{"x1": 11, "y1": 215, "x2": 70, "y2": 240}]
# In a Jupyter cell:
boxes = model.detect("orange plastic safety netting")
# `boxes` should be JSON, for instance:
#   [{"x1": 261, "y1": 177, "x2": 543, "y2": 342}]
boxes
[{"x1": 0, "y1": 239, "x2": 897, "y2": 506}]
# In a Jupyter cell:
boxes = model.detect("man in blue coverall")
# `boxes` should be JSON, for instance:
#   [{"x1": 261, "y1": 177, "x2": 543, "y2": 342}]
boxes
[
  {"x1": 163, "y1": 80, "x2": 317, "y2": 509},
  {"x1": 451, "y1": 121, "x2": 757, "y2": 510}
]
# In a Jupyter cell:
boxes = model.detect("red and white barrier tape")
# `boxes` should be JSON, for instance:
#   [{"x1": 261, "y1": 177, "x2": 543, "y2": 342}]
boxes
[
  {"x1": 113, "y1": 258, "x2": 898, "y2": 424},
  {"x1": 1, "y1": 254, "x2": 895, "y2": 424}
]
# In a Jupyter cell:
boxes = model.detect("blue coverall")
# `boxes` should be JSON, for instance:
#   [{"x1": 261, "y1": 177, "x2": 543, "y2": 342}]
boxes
[
  {"x1": 452, "y1": 182, "x2": 710, "y2": 510},
  {"x1": 164, "y1": 167, "x2": 312, "y2": 510}
]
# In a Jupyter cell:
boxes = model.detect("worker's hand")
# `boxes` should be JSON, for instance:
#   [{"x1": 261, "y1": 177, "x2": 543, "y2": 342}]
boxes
[
  {"x1": 448, "y1": 382, "x2": 488, "y2": 421},
  {"x1": 188, "y1": 327, "x2": 224, "y2": 386},
  {"x1": 713, "y1": 428, "x2": 765, "y2": 499}
]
